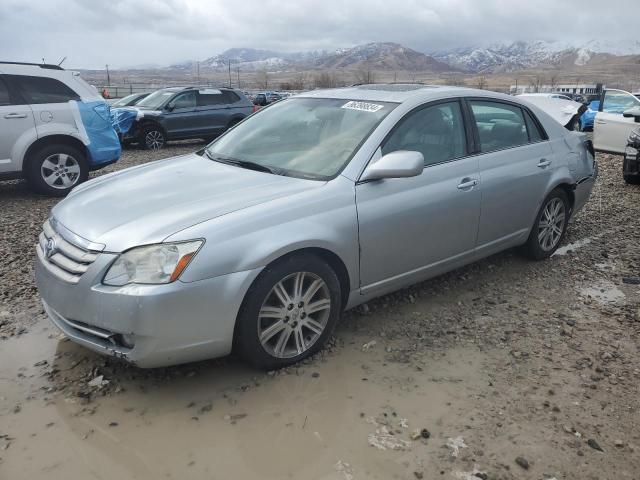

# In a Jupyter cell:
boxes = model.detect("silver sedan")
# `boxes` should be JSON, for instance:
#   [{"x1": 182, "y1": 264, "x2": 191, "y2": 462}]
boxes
[{"x1": 35, "y1": 84, "x2": 597, "y2": 369}]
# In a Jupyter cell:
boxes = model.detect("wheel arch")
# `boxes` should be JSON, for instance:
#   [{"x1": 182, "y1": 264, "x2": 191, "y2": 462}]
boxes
[{"x1": 22, "y1": 134, "x2": 88, "y2": 175}]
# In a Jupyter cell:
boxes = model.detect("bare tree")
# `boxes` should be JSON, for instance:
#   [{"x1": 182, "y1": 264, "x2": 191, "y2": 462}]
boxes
[
  {"x1": 354, "y1": 69, "x2": 376, "y2": 84},
  {"x1": 528, "y1": 75, "x2": 545, "y2": 93},
  {"x1": 447, "y1": 74, "x2": 465, "y2": 86},
  {"x1": 549, "y1": 74, "x2": 559, "y2": 91},
  {"x1": 290, "y1": 72, "x2": 307, "y2": 90},
  {"x1": 314, "y1": 72, "x2": 339, "y2": 89},
  {"x1": 476, "y1": 75, "x2": 487, "y2": 90}
]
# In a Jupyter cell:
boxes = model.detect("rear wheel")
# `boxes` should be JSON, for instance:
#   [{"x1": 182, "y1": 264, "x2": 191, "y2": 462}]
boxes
[
  {"x1": 27, "y1": 144, "x2": 88, "y2": 196},
  {"x1": 235, "y1": 254, "x2": 342, "y2": 370},
  {"x1": 523, "y1": 188, "x2": 570, "y2": 260}
]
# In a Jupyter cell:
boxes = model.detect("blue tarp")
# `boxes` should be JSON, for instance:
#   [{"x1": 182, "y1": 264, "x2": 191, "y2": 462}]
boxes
[
  {"x1": 110, "y1": 107, "x2": 138, "y2": 135},
  {"x1": 75, "y1": 100, "x2": 121, "y2": 166}
]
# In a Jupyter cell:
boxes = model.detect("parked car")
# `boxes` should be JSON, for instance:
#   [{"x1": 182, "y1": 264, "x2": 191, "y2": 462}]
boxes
[
  {"x1": 118, "y1": 86, "x2": 253, "y2": 149},
  {"x1": 518, "y1": 92, "x2": 573, "y2": 101},
  {"x1": 36, "y1": 84, "x2": 596, "y2": 369},
  {"x1": 593, "y1": 89, "x2": 640, "y2": 153},
  {"x1": 253, "y1": 91, "x2": 281, "y2": 106},
  {"x1": 517, "y1": 94, "x2": 586, "y2": 130},
  {"x1": 622, "y1": 113, "x2": 640, "y2": 184},
  {"x1": 110, "y1": 92, "x2": 151, "y2": 108},
  {"x1": 0, "y1": 61, "x2": 121, "y2": 195},
  {"x1": 579, "y1": 100, "x2": 600, "y2": 131}
]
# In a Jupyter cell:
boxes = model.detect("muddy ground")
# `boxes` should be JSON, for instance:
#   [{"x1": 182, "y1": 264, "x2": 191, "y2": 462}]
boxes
[{"x1": 1, "y1": 145, "x2": 639, "y2": 480}]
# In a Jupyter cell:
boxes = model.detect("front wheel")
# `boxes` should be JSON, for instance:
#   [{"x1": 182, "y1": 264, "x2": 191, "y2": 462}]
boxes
[
  {"x1": 140, "y1": 125, "x2": 166, "y2": 150},
  {"x1": 523, "y1": 188, "x2": 570, "y2": 260},
  {"x1": 235, "y1": 254, "x2": 342, "y2": 370}
]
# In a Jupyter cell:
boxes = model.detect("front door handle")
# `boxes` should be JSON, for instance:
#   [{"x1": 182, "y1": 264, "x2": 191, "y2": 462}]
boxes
[
  {"x1": 457, "y1": 178, "x2": 478, "y2": 190},
  {"x1": 537, "y1": 159, "x2": 551, "y2": 168},
  {"x1": 4, "y1": 113, "x2": 27, "y2": 119}
]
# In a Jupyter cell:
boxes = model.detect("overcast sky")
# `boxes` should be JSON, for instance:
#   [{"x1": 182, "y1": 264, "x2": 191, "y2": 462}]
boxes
[{"x1": 0, "y1": 0, "x2": 635, "y2": 69}]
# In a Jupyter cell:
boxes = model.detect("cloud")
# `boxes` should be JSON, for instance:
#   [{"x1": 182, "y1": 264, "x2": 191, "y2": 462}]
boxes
[{"x1": 0, "y1": 0, "x2": 636, "y2": 68}]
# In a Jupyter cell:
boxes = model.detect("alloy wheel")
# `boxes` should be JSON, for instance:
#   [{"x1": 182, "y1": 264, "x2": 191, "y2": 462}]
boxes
[
  {"x1": 257, "y1": 271, "x2": 331, "y2": 359},
  {"x1": 537, "y1": 197, "x2": 566, "y2": 251},
  {"x1": 145, "y1": 130, "x2": 164, "y2": 149},
  {"x1": 40, "y1": 153, "x2": 81, "y2": 189}
]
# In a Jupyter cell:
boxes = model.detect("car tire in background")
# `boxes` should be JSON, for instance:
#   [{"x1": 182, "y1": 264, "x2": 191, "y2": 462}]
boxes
[
  {"x1": 27, "y1": 144, "x2": 88, "y2": 197},
  {"x1": 235, "y1": 253, "x2": 342, "y2": 370},
  {"x1": 522, "y1": 188, "x2": 570, "y2": 260},
  {"x1": 140, "y1": 124, "x2": 166, "y2": 150}
]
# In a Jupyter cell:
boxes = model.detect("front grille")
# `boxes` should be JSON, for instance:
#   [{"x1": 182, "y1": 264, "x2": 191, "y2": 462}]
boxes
[{"x1": 36, "y1": 219, "x2": 99, "y2": 284}]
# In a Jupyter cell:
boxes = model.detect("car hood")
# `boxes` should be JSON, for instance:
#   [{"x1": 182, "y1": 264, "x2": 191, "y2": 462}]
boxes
[{"x1": 52, "y1": 153, "x2": 323, "y2": 252}]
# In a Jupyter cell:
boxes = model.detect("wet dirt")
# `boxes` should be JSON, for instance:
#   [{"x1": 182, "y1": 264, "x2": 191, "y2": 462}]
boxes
[{"x1": 2, "y1": 148, "x2": 640, "y2": 479}]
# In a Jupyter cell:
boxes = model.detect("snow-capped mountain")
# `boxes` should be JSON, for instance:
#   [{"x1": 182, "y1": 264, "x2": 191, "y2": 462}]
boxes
[{"x1": 431, "y1": 40, "x2": 640, "y2": 73}]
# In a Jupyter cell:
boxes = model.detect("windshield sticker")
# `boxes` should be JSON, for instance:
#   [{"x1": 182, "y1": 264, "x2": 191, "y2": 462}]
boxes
[{"x1": 341, "y1": 101, "x2": 384, "y2": 112}]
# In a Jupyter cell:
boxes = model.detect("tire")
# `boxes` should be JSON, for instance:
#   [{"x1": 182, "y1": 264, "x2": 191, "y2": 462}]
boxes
[
  {"x1": 226, "y1": 118, "x2": 242, "y2": 130},
  {"x1": 523, "y1": 188, "x2": 570, "y2": 260},
  {"x1": 568, "y1": 115, "x2": 581, "y2": 132},
  {"x1": 235, "y1": 253, "x2": 342, "y2": 370},
  {"x1": 623, "y1": 174, "x2": 640, "y2": 185},
  {"x1": 26, "y1": 144, "x2": 88, "y2": 197},
  {"x1": 140, "y1": 124, "x2": 165, "y2": 150}
]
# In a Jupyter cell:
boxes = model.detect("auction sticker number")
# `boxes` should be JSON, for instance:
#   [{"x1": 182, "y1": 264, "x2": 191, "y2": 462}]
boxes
[{"x1": 342, "y1": 101, "x2": 384, "y2": 112}]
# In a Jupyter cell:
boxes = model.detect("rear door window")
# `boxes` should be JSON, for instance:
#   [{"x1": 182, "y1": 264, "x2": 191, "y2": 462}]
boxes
[
  {"x1": 223, "y1": 90, "x2": 241, "y2": 104},
  {"x1": 602, "y1": 90, "x2": 640, "y2": 113},
  {"x1": 197, "y1": 89, "x2": 226, "y2": 107},
  {"x1": 469, "y1": 101, "x2": 529, "y2": 152},
  {"x1": 0, "y1": 76, "x2": 11, "y2": 106},
  {"x1": 7, "y1": 75, "x2": 80, "y2": 104}
]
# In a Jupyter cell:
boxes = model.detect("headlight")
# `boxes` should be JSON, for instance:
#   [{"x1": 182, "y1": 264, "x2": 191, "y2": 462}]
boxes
[{"x1": 103, "y1": 240, "x2": 203, "y2": 286}]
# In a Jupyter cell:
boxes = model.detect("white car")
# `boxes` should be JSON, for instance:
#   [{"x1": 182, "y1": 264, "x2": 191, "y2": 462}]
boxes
[
  {"x1": 593, "y1": 89, "x2": 640, "y2": 154},
  {"x1": 0, "y1": 62, "x2": 121, "y2": 195},
  {"x1": 517, "y1": 94, "x2": 585, "y2": 131}
]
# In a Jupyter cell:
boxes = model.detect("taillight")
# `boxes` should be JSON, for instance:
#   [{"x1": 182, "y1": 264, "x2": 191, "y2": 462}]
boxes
[{"x1": 252, "y1": 105, "x2": 258, "y2": 113}]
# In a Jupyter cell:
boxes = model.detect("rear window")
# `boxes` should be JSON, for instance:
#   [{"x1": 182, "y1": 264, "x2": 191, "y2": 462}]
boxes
[
  {"x1": 223, "y1": 90, "x2": 241, "y2": 103},
  {"x1": 8, "y1": 75, "x2": 80, "y2": 104},
  {"x1": 0, "y1": 77, "x2": 10, "y2": 106}
]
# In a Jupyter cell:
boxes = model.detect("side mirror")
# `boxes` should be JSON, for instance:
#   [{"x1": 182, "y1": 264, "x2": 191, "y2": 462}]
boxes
[
  {"x1": 360, "y1": 150, "x2": 424, "y2": 182},
  {"x1": 622, "y1": 107, "x2": 640, "y2": 122},
  {"x1": 165, "y1": 104, "x2": 175, "y2": 112}
]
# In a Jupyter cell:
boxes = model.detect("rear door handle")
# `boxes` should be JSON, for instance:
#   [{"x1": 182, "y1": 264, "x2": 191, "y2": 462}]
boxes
[
  {"x1": 457, "y1": 178, "x2": 478, "y2": 190},
  {"x1": 537, "y1": 159, "x2": 551, "y2": 168},
  {"x1": 4, "y1": 113, "x2": 27, "y2": 119}
]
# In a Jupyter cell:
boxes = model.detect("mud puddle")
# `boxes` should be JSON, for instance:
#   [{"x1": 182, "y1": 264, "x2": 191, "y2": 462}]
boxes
[{"x1": 0, "y1": 322, "x2": 489, "y2": 480}]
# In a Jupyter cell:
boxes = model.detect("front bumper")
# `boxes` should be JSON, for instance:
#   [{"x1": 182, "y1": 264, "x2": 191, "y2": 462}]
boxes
[
  {"x1": 36, "y1": 251, "x2": 261, "y2": 368},
  {"x1": 623, "y1": 146, "x2": 640, "y2": 179}
]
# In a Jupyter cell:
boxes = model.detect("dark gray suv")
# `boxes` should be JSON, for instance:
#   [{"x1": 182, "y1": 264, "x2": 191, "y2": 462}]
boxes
[{"x1": 122, "y1": 86, "x2": 254, "y2": 149}]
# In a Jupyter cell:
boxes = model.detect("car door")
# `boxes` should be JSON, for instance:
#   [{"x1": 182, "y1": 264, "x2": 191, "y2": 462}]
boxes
[
  {"x1": 194, "y1": 89, "x2": 229, "y2": 137},
  {"x1": 356, "y1": 99, "x2": 480, "y2": 295},
  {"x1": 0, "y1": 74, "x2": 36, "y2": 174},
  {"x1": 163, "y1": 91, "x2": 197, "y2": 139},
  {"x1": 594, "y1": 90, "x2": 640, "y2": 153},
  {"x1": 467, "y1": 99, "x2": 554, "y2": 251},
  {"x1": 5, "y1": 74, "x2": 80, "y2": 147}
]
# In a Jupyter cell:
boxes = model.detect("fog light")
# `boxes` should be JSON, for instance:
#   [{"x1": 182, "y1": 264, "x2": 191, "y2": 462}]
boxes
[{"x1": 118, "y1": 334, "x2": 136, "y2": 349}]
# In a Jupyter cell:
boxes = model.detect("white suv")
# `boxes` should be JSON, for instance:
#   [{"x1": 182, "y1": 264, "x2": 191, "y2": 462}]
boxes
[{"x1": 0, "y1": 62, "x2": 121, "y2": 196}]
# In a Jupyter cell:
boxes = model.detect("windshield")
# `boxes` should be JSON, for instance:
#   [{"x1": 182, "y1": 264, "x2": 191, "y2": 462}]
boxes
[
  {"x1": 136, "y1": 90, "x2": 175, "y2": 109},
  {"x1": 112, "y1": 93, "x2": 141, "y2": 107},
  {"x1": 206, "y1": 98, "x2": 396, "y2": 180}
]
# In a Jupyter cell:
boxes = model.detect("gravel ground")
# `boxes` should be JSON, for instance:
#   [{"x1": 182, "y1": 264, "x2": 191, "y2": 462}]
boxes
[{"x1": 1, "y1": 147, "x2": 639, "y2": 479}]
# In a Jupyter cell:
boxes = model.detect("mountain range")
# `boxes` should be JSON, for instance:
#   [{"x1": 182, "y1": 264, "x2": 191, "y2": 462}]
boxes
[{"x1": 153, "y1": 40, "x2": 640, "y2": 75}]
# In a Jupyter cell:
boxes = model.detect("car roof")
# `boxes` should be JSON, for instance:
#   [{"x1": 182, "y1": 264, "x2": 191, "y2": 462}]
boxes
[
  {"x1": 297, "y1": 83, "x2": 512, "y2": 104},
  {"x1": 160, "y1": 86, "x2": 234, "y2": 93}
]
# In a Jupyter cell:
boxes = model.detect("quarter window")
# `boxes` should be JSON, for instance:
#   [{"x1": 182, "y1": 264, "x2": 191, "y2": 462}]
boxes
[
  {"x1": 7, "y1": 75, "x2": 80, "y2": 104},
  {"x1": 0, "y1": 77, "x2": 10, "y2": 106},
  {"x1": 382, "y1": 101, "x2": 467, "y2": 166},
  {"x1": 469, "y1": 101, "x2": 529, "y2": 152}
]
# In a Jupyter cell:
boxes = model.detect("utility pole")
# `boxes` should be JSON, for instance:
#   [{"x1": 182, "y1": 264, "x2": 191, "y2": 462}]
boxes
[
  {"x1": 236, "y1": 67, "x2": 240, "y2": 88},
  {"x1": 106, "y1": 64, "x2": 110, "y2": 86},
  {"x1": 228, "y1": 59, "x2": 232, "y2": 88}
]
